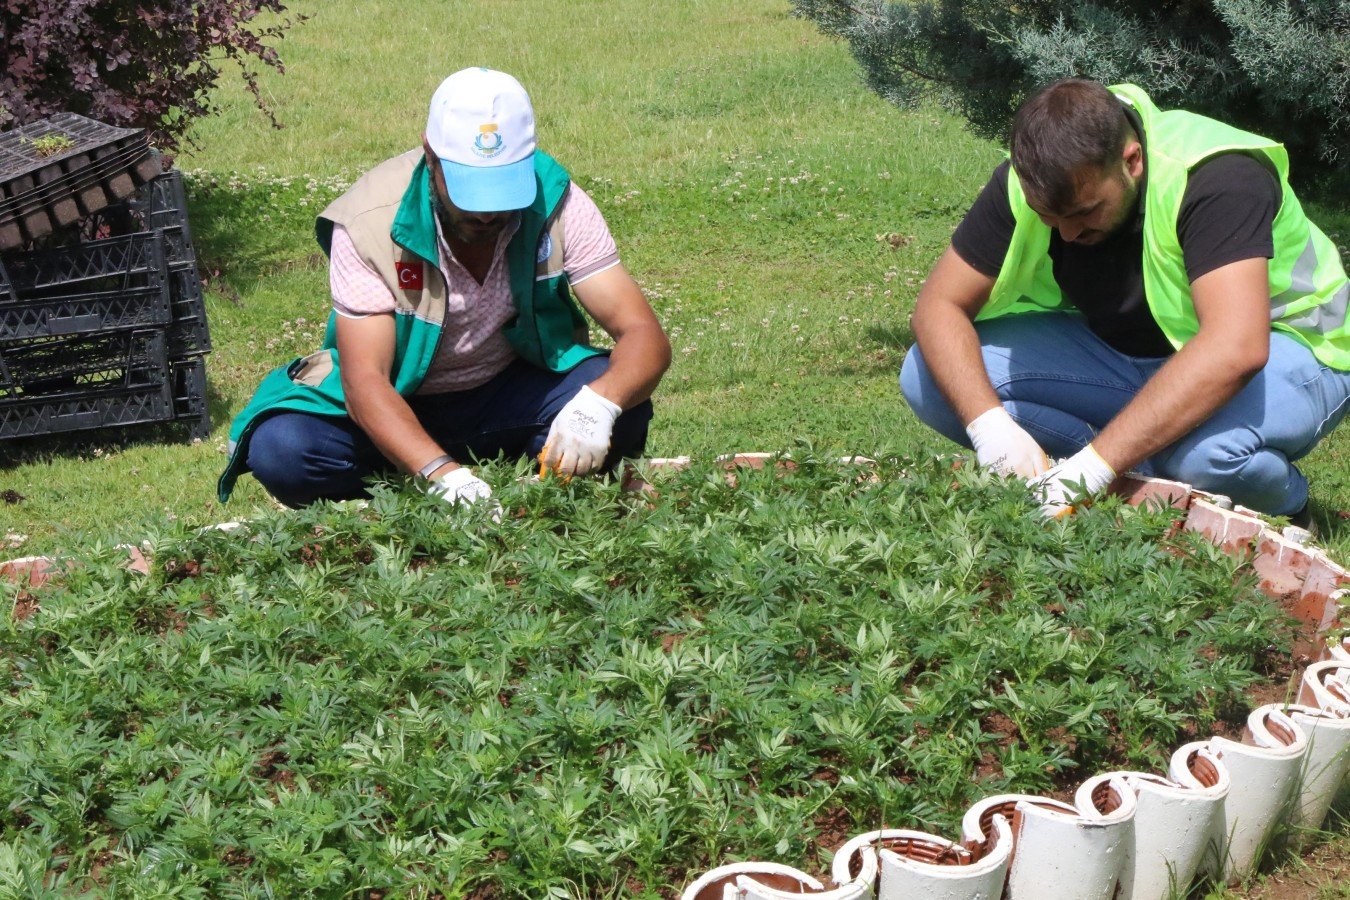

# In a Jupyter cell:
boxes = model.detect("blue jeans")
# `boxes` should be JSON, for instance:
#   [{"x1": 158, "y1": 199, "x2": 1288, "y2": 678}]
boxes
[
  {"x1": 247, "y1": 356, "x2": 653, "y2": 507},
  {"x1": 899, "y1": 312, "x2": 1350, "y2": 515}
]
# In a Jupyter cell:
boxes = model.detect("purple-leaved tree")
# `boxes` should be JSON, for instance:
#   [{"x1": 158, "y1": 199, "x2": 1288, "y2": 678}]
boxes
[{"x1": 0, "y1": 1, "x2": 306, "y2": 149}]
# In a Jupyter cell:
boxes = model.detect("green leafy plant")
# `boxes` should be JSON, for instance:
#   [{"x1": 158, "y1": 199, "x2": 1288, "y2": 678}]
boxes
[
  {"x1": 0, "y1": 452, "x2": 1296, "y2": 896},
  {"x1": 23, "y1": 134, "x2": 74, "y2": 158},
  {"x1": 792, "y1": 0, "x2": 1350, "y2": 182}
]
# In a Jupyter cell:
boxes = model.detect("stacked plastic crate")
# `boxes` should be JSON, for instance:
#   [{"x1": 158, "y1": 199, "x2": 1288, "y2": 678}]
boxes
[{"x1": 0, "y1": 114, "x2": 211, "y2": 443}]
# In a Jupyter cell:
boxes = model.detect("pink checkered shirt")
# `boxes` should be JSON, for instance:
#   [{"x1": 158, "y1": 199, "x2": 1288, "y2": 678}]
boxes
[{"x1": 330, "y1": 183, "x2": 620, "y2": 393}]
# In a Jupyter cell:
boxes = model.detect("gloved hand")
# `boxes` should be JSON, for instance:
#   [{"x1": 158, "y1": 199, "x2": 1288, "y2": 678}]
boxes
[
  {"x1": 540, "y1": 385, "x2": 622, "y2": 477},
  {"x1": 426, "y1": 466, "x2": 502, "y2": 522},
  {"x1": 966, "y1": 406, "x2": 1050, "y2": 478},
  {"x1": 1028, "y1": 444, "x2": 1117, "y2": 519}
]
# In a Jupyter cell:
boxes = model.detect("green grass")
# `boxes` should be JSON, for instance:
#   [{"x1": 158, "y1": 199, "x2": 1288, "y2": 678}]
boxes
[
  {"x1": 7, "y1": 0, "x2": 1335, "y2": 552},
  {"x1": 0, "y1": 455, "x2": 1296, "y2": 895},
  {"x1": 1, "y1": 0, "x2": 1348, "y2": 893}
]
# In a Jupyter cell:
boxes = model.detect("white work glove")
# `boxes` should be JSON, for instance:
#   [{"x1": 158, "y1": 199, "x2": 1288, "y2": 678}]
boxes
[
  {"x1": 1028, "y1": 444, "x2": 1117, "y2": 519},
  {"x1": 966, "y1": 406, "x2": 1050, "y2": 478},
  {"x1": 426, "y1": 466, "x2": 502, "y2": 522},
  {"x1": 540, "y1": 385, "x2": 622, "y2": 477}
]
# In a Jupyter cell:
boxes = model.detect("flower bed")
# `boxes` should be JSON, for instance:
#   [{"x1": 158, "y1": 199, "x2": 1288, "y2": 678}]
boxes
[{"x1": 1, "y1": 453, "x2": 1344, "y2": 897}]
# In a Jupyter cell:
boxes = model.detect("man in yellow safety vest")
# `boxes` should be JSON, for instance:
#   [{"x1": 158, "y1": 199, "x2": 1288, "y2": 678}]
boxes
[{"x1": 900, "y1": 78, "x2": 1350, "y2": 521}]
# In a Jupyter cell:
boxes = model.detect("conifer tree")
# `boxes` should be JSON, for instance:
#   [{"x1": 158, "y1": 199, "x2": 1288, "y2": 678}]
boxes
[{"x1": 794, "y1": 0, "x2": 1350, "y2": 180}]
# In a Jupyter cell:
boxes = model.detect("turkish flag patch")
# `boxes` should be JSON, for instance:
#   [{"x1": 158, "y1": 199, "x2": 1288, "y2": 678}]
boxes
[{"x1": 395, "y1": 261, "x2": 424, "y2": 291}]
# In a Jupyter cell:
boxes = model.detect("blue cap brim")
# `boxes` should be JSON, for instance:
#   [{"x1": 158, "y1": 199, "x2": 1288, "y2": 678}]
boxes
[{"x1": 441, "y1": 155, "x2": 537, "y2": 212}]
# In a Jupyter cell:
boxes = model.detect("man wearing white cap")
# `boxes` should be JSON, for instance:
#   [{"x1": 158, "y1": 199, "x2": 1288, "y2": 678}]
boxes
[{"x1": 219, "y1": 67, "x2": 671, "y2": 508}]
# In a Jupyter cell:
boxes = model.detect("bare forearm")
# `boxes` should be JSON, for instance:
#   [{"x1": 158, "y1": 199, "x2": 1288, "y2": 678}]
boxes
[
  {"x1": 586, "y1": 323, "x2": 671, "y2": 409},
  {"x1": 346, "y1": 381, "x2": 455, "y2": 477},
  {"x1": 1094, "y1": 334, "x2": 1258, "y2": 473},
  {"x1": 911, "y1": 299, "x2": 1002, "y2": 426}
]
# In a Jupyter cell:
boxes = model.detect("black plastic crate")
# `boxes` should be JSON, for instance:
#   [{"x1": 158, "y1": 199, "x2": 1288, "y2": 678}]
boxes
[
  {"x1": 0, "y1": 232, "x2": 170, "y2": 341},
  {"x1": 170, "y1": 358, "x2": 211, "y2": 440},
  {"x1": 1, "y1": 231, "x2": 164, "y2": 297},
  {"x1": 166, "y1": 267, "x2": 211, "y2": 358},
  {"x1": 0, "y1": 329, "x2": 168, "y2": 401},
  {"x1": 92, "y1": 169, "x2": 197, "y2": 268},
  {"x1": 0, "y1": 114, "x2": 159, "y2": 250},
  {"x1": 0, "y1": 379, "x2": 174, "y2": 440}
]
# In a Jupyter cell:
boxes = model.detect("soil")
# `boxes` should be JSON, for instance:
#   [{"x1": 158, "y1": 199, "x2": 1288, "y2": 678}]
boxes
[{"x1": 1235, "y1": 832, "x2": 1350, "y2": 899}]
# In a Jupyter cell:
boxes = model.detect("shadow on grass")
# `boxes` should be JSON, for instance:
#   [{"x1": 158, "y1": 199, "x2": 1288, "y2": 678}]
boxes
[
  {"x1": 0, "y1": 369, "x2": 227, "y2": 470},
  {"x1": 865, "y1": 322, "x2": 914, "y2": 352},
  {"x1": 186, "y1": 179, "x2": 334, "y2": 293}
]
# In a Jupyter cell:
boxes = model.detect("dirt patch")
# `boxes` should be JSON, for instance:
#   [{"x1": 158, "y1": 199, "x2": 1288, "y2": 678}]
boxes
[
  {"x1": 12, "y1": 591, "x2": 39, "y2": 622},
  {"x1": 809, "y1": 804, "x2": 855, "y2": 877},
  {"x1": 1237, "y1": 831, "x2": 1350, "y2": 899},
  {"x1": 1, "y1": 490, "x2": 23, "y2": 504}
]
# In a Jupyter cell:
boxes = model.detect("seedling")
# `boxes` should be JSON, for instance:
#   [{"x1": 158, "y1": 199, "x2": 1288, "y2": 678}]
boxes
[
  {"x1": 0, "y1": 453, "x2": 1298, "y2": 896},
  {"x1": 24, "y1": 133, "x2": 75, "y2": 158}
]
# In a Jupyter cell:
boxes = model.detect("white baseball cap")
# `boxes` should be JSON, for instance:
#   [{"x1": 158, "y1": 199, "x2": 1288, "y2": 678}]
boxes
[{"x1": 425, "y1": 67, "x2": 537, "y2": 212}]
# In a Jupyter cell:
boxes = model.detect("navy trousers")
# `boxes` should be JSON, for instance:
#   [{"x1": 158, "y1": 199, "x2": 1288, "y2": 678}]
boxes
[
  {"x1": 246, "y1": 356, "x2": 652, "y2": 507},
  {"x1": 900, "y1": 312, "x2": 1350, "y2": 515}
]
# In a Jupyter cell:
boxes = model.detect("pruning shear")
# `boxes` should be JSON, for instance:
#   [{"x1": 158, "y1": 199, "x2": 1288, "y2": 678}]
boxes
[{"x1": 537, "y1": 445, "x2": 571, "y2": 483}]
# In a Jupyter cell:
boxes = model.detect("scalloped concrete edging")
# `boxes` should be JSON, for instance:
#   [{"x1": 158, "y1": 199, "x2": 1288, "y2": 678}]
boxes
[
  {"x1": 4, "y1": 457, "x2": 1349, "y2": 898},
  {"x1": 664, "y1": 457, "x2": 1350, "y2": 900}
]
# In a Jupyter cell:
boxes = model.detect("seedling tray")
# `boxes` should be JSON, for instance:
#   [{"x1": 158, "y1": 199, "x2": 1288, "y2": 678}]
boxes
[
  {"x1": 0, "y1": 329, "x2": 168, "y2": 401},
  {"x1": 0, "y1": 113, "x2": 159, "y2": 250},
  {"x1": 0, "y1": 232, "x2": 169, "y2": 340}
]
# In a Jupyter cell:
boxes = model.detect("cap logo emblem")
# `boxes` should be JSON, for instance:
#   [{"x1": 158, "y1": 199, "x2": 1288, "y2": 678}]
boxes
[{"x1": 472, "y1": 123, "x2": 504, "y2": 158}]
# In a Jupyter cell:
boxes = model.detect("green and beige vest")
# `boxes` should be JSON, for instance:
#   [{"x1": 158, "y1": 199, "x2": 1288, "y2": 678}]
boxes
[
  {"x1": 217, "y1": 149, "x2": 603, "y2": 501},
  {"x1": 982, "y1": 84, "x2": 1349, "y2": 370}
]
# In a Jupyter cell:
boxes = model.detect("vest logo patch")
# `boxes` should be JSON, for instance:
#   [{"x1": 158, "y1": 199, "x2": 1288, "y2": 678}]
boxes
[
  {"x1": 395, "y1": 261, "x2": 424, "y2": 291},
  {"x1": 536, "y1": 233, "x2": 553, "y2": 263}
]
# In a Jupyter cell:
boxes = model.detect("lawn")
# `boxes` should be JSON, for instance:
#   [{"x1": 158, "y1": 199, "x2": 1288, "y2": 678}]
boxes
[
  {"x1": 1, "y1": 0, "x2": 1348, "y2": 896},
  {"x1": 3, "y1": 0, "x2": 1345, "y2": 555}
]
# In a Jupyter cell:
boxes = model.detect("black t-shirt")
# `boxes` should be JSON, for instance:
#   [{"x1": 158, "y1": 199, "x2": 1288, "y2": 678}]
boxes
[{"x1": 952, "y1": 136, "x2": 1281, "y2": 357}]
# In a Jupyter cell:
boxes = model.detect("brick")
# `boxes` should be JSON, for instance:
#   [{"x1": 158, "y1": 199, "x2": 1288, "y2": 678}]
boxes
[
  {"x1": 716, "y1": 452, "x2": 775, "y2": 470},
  {"x1": 121, "y1": 545, "x2": 151, "y2": 576},
  {"x1": 1249, "y1": 532, "x2": 1333, "y2": 661},
  {"x1": 644, "y1": 456, "x2": 691, "y2": 473},
  {"x1": 1321, "y1": 632, "x2": 1350, "y2": 663},
  {"x1": 1299, "y1": 557, "x2": 1349, "y2": 640},
  {"x1": 715, "y1": 452, "x2": 798, "y2": 487},
  {"x1": 1183, "y1": 499, "x2": 1265, "y2": 555},
  {"x1": 1251, "y1": 532, "x2": 1315, "y2": 603},
  {"x1": 1111, "y1": 474, "x2": 1194, "y2": 511},
  {"x1": 0, "y1": 555, "x2": 57, "y2": 590}
]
